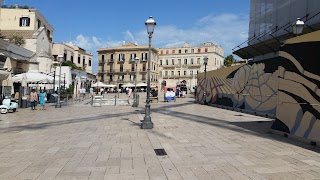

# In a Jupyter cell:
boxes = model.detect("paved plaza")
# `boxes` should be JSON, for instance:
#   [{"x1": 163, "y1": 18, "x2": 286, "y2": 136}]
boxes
[{"x1": 0, "y1": 93, "x2": 320, "y2": 180}]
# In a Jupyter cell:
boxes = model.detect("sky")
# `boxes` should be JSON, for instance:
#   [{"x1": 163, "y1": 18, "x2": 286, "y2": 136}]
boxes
[{"x1": 3, "y1": 0, "x2": 250, "y2": 73}]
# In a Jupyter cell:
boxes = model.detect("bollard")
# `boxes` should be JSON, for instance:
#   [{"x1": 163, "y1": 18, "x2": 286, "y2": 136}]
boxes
[
  {"x1": 137, "y1": 94, "x2": 139, "y2": 106},
  {"x1": 115, "y1": 95, "x2": 117, "y2": 106},
  {"x1": 91, "y1": 95, "x2": 93, "y2": 106}
]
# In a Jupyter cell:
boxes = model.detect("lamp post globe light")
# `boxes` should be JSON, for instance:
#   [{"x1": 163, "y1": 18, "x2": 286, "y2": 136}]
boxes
[
  {"x1": 132, "y1": 57, "x2": 140, "y2": 107},
  {"x1": 141, "y1": 16, "x2": 156, "y2": 129},
  {"x1": 203, "y1": 57, "x2": 208, "y2": 105},
  {"x1": 292, "y1": 18, "x2": 304, "y2": 35},
  {"x1": 55, "y1": 54, "x2": 63, "y2": 108}
]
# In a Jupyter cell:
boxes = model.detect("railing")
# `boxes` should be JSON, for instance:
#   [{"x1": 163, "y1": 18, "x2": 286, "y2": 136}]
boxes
[
  {"x1": 140, "y1": 69, "x2": 147, "y2": 73},
  {"x1": 108, "y1": 59, "x2": 114, "y2": 63},
  {"x1": 188, "y1": 64, "x2": 201, "y2": 67},
  {"x1": 162, "y1": 64, "x2": 175, "y2": 68},
  {"x1": 118, "y1": 59, "x2": 125, "y2": 63},
  {"x1": 98, "y1": 61, "x2": 105, "y2": 66}
]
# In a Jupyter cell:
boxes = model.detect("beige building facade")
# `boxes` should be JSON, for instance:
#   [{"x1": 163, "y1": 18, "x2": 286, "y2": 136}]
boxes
[
  {"x1": 52, "y1": 43, "x2": 93, "y2": 74},
  {"x1": 0, "y1": 6, "x2": 53, "y2": 41},
  {"x1": 97, "y1": 43, "x2": 159, "y2": 88},
  {"x1": 158, "y1": 42, "x2": 224, "y2": 90}
]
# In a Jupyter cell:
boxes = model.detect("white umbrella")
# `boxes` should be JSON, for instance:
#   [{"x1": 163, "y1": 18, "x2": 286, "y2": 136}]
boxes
[
  {"x1": 136, "y1": 82, "x2": 147, "y2": 87},
  {"x1": 122, "y1": 83, "x2": 135, "y2": 87},
  {"x1": 12, "y1": 72, "x2": 54, "y2": 84}
]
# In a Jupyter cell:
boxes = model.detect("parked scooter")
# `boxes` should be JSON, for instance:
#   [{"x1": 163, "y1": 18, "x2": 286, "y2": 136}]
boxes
[{"x1": 0, "y1": 97, "x2": 18, "y2": 114}]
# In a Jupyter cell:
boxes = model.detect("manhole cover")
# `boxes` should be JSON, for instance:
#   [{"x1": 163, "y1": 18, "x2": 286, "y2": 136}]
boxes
[{"x1": 154, "y1": 148, "x2": 167, "y2": 156}]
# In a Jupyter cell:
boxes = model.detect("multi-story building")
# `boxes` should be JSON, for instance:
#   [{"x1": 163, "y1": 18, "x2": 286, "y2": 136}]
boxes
[
  {"x1": 52, "y1": 42, "x2": 93, "y2": 74},
  {"x1": 158, "y1": 42, "x2": 224, "y2": 89},
  {"x1": 52, "y1": 43, "x2": 94, "y2": 91},
  {"x1": 0, "y1": 5, "x2": 54, "y2": 74},
  {"x1": 97, "y1": 43, "x2": 159, "y2": 88},
  {"x1": 0, "y1": 5, "x2": 53, "y2": 41}
]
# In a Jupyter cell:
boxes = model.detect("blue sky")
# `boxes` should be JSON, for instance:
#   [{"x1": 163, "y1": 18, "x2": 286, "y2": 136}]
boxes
[{"x1": 4, "y1": 0, "x2": 250, "y2": 72}]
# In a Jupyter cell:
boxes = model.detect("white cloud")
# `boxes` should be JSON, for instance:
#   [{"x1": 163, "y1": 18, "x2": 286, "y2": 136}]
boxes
[{"x1": 73, "y1": 13, "x2": 249, "y2": 73}]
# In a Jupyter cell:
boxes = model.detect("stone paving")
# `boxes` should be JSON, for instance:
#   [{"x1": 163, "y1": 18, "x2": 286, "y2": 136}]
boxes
[{"x1": 0, "y1": 93, "x2": 320, "y2": 180}]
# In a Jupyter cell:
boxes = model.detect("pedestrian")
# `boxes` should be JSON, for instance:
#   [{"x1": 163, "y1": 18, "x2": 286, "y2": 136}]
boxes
[
  {"x1": 29, "y1": 89, "x2": 38, "y2": 110},
  {"x1": 39, "y1": 89, "x2": 47, "y2": 110},
  {"x1": 128, "y1": 88, "x2": 132, "y2": 98},
  {"x1": 125, "y1": 87, "x2": 129, "y2": 94},
  {"x1": 89, "y1": 87, "x2": 93, "y2": 97},
  {"x1": 100, "y1": 87, "x2": 104, "y2": 95}
]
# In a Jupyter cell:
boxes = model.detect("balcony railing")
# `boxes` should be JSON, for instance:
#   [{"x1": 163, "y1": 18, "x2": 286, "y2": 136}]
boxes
[
  {"x1": 140, "y1": 69, "x2": 147, "y2": 73},
  {"x1": 188, "y1": 64, "x2": 201, "y2": 68},
  {"x1": 118, "y1": 59, "x2": 125, "y2": 63},
  {"x1": 98, "y1": 61, "x2": 105, "y2": 66},
  {"x1": 108, "y1": 59, "x2": 114, "y2": 63},
  {"x1": 162, "y1": 64, "x2": 175, "y2": 68}
]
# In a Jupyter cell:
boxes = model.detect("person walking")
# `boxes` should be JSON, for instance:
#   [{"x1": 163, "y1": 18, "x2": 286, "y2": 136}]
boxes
[
  {"x1": 39, "y1": 89, "x2": 47, "y2": 110},
  {"x1": 29, "y1": 89, "x2": 38, "y2": 110}
]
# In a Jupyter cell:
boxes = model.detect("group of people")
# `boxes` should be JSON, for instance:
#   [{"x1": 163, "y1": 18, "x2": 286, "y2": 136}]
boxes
[{"x1": 29, "y1": 89, "x2": 47, "y2": 110}]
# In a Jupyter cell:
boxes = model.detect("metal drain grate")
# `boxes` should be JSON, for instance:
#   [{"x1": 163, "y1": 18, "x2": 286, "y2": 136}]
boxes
[{"x1": 154, "y1": 148, "x2": 167, "y2": 156}]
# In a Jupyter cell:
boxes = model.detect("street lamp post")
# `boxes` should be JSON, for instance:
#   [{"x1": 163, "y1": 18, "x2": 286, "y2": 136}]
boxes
[
  {"x1": 141, "y1": 16, "x2": 156, "y2": 129},
  {"x1": 55, "y1": 54, "x2": 63, "y2": 108},
  {"x1": 203, "y1": 57, "x2": 208, "y2": 105},
  {"x1": 132, "y1": 57, "x2": 140, "y2": 107}
]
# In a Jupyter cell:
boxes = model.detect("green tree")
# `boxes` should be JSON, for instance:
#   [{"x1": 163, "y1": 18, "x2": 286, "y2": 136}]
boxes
[
  {"x1": 61, "y1": 61, "x2": 82, "y2": 70},
  {"x1": 8, "y1": 35, "x2": 26, "y2": 46},
  {"x1": 224, "y1": 54, "x2": 236, "y2": 67}
]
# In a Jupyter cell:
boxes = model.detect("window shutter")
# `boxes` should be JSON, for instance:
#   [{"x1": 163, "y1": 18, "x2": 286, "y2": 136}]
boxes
[
  {"x1": 27, "y1": 18, "x2": 30, "y2": 26},
  {"x1": 19, "y1": 18, "x2": 22, "y2": 26}
]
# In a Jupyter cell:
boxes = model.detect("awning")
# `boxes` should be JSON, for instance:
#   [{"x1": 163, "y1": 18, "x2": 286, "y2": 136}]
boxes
[
  {"x1": 0, "y1": 70, "x2": 10, "y2": 80},
  {"x1": 136, "y1": 82, "x2": 147, "y2": 87},
  {"x1": 92, "y1": 81, "x2": 116, "y2": 88},
  {"x1": 12, "y1": 71, "x2": 56, "y2": 84},
  {"x1": 122, "y1": 83, "x2": 135, "y2": 87}
]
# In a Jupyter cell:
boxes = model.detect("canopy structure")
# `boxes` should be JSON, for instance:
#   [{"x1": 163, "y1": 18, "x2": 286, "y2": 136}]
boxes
[
  {"x1": 122, "y1": 83, "x2": 135, "y2": 87},
  {"x1": 92, "y1": 81, "x2": 116, "y2": 88},
  {"x1": 136, "y1": 82, "x2": 147, "y2": 87},
  {"x1": 12, "y1": 71, "x2": 56, "y2": 84}
]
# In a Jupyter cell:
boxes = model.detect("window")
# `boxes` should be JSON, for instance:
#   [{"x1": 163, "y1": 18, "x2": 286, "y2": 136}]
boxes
[
  {"x1": 191, "y1": 58, "x2": 194, "y2": 64},
  {"x1": 110, "y1": 75, "x2": 113, "y2": 81},
  {"x1": 197, "y1": 70, "x2": 199, "y2": 74},
  {"x1": 19, "y1": 17, "x2": 30, "y2": 27},
  {"x1": 197, "y1": 58, "x2": 200, "y2": 64},
  {"x1": 171, "y1": 71, "x2": 174, "y2": 76},
  {"x1": 159, "y1": 71, "x2": 162, "y2": 76},
  {"x1": 160, "y1": 50, "x2": 163, "y2": 54},
  {"x1": 166, "y1": 59, "x2": 168, "y2": 65},
  {"x1": 179, "y1": 50, "x2": 181, "y2": 54},
  {"x1": 178, "y1": 59, "x2": 181, "y2": 65},
  {"x1": 119, "y1": 53, "x2": 125, "y2": 61},
  {"x1": 215, "y1": 58, "x2": 217, "y2": 65},
  {"x1": 165, "y1": 71, "x2": 168, "y2": 76},
  {"x1": 111, "y1": 54, "x2": 114, "y2": 60},
  {"x1": 71, "y1": 56, "x2": 74, "y2": 63},
  {"x1": 130, "y1": 53, "x2": 136, "y2": 60},
  {"x1": 190, "y1": 70, "x2": 193, "y2": 75},
  {"x1": 184, "y1": 71, "x2": 187, "y2": 75},
  {"x1": 184, "y1": 59, "x2": 187, "y2": 64},
  {"x1": 185, "y1": 49, "x2": 188, "y2": 53},
  {"x1": 78, "y1": 56, "x2": 81, "y2": 64},
  {"x1": 191, "y1": 49, "x2": 194, "y2": 53},
  {"x1": 142, "y1": 74, "x2": 146, "y2": 80},
  {"x1": 178, "y1": 71, "x2": 181, "y2": 76},
  {"x1": 166, "y1": 50, "x2": 169, "y2": 54},
  {"x1": 102, "y1": 55, "x2": 105, "y2": 61},
  {"x1": 172, "y1": 59, "x2": 174, "y2": 65},
  {"x1": 172, "y1": 50, "x2": 175, "y2": 54},
  {"x1": 131, "y1": 64, "x2": 135, "y2": 72},
  {"x1": 154, "y1": 65, "x2": 156, "y2": 71},
  {"x1": 160, "y1": 60, "x2": 162, "y2": 66},
  {"x1": 142, "y1": 53, "x2": 147, "y2": 61},
  {"x1": 198, "y1": 48, "x2": 201, "y2": 53},
  {"x1": 89, "y1": 59, "x2": 92, "y2": 66},
  {"x1": 120, "y1": 64, "x2": 124, "y2": 72},
  {"x1": 37, "y1": 19, "x2": 41, "y2": 29},
  {"x1": 143, "y1": 64, "x2": 146, "y2": 71},
  {"x1": 205, "y1": 48, "x2": 208, "y2": 52}
]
